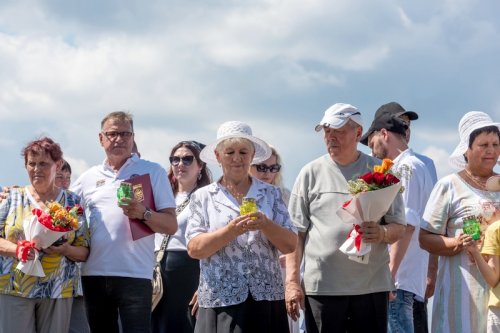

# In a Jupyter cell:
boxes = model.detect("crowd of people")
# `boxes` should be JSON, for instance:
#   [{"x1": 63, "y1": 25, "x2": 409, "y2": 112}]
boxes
[{"x1": 0, "y1": 105, "x2": 499, "y2": 333}]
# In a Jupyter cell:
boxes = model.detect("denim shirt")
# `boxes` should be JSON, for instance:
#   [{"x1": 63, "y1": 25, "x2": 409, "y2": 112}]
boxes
[{"x1": 185, "y1": 177, "x2": 297, "y2": 308}]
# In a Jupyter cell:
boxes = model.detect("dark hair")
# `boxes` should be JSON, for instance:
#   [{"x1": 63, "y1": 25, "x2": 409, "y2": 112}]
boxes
[
  {"x1": 61, "y1": 160, "x2": 72, "y2": 174},
  {"x1": 463, "y1": 125, "x2": 500, "y2": 163},
  {"x1": 469, "y1": 125, "x2": 500, "y2": 148},
  {"x1": 167, "y1": 141, "x2": 212, "y2": 194},
  {"x1": 22, "y1": 137, "x2": 63, "y2": 165}
]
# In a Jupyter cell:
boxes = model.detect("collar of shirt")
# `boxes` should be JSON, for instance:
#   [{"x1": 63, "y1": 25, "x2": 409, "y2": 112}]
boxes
[{"x1": 209, "y1": 176, "x2": 268, "y2": 212}]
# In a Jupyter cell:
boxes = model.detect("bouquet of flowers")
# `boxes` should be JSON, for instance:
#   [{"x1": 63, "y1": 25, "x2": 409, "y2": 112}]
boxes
[
  {"x1": 16, "y1": 202, "x2": 83, "y2": 277},
  {"x1": 338, "y1": 159, "x2": 403, "y2": 264}
]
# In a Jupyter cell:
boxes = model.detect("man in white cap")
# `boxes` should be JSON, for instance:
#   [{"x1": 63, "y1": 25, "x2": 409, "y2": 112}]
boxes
[
  {"x1": 285, "y1": 103, "x2": 406, "y2": 333},
  {"x1": 363, "y1": 112, "x2": 435, "y2": 333}
]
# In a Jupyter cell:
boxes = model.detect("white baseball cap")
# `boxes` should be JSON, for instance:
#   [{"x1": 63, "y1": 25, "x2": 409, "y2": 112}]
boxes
[{"x1": 315, "y1": 103, "x2": 363, "y2": 132}]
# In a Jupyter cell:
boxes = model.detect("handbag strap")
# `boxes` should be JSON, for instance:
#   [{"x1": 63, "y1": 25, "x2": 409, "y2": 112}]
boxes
[{"x1": 155, "y1": 189, "x2": 195, "y2": 263}]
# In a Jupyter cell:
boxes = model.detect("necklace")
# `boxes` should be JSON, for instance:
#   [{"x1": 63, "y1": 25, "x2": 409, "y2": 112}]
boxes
[
  {"x1": 464, "y1": 169, "x2": 491, "y2": 190},
  {"x1": 220, "y1": 177, "x2": 251, "y2": 203}
]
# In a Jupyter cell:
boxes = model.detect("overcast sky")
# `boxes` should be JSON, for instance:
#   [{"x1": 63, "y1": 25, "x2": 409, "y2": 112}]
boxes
[{"x1": 1, "y1": 0, "x2": 500, "y2": 189}]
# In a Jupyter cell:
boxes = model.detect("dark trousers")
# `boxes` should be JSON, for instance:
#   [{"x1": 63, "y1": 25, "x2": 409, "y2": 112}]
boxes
[
  {"x1": 195, "y1": 296, "x2": 289, "y2": 333},
  {"x1": 82, "y1": 276, "x2": 152, "y2": 333},
  {"x1": 151, "y1": 250, "x2": 200, "y2": 333},
  {"x1": 413, "y1": 299, "x2": 429, "y2": 333},
  {"x1": 305, "y1": 292, "x2": 389, "y2": 333}
]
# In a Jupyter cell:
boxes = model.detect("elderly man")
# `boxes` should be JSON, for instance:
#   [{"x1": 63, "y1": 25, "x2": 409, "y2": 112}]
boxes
[
  {"x1": 72, "y1": 111, "x2": 177, "y2": 333},
  {"x1": 362, "y1": 101, "x2": 438, "y2": 333},
  {"x1": 285, "y1": 103, "x2": 406, "y2": 333},
  {"x1": 362, "y1": 112, "x2": 434, "y2": 333}
]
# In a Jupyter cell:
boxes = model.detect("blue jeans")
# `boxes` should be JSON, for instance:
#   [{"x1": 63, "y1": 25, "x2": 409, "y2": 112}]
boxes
[
  {"x1": 82, "y1": 276, "x2": 152, "y2": 333},
  {"x1": 388, "y1": 289, "x2": 415, "y2": 333}
]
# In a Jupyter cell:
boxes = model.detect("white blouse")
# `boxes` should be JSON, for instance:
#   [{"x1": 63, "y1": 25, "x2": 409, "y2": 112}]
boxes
[{"x1": 185, "y1": 177, "x2": 297, "y2": 308}]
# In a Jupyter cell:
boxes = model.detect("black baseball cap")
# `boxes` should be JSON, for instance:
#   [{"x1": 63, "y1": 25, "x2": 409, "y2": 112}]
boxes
[
  {"x1": 375, "y1": 102, "x2": 419, "y2": 121},
  {"x1": 360, "y1": 113, "x2": 409, "y2": 146}
]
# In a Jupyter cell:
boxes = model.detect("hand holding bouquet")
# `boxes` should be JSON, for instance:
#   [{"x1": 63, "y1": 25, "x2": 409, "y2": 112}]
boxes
[
  {"x1": 338, "y1": 159, "x2": 403, "y2": 264},
  {"x1": 16, "y1": 201, "x2": 83, "y2": 277}
]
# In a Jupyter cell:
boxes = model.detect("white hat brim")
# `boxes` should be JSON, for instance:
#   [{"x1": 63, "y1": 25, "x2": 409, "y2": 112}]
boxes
[
  {"x1": 200, "y1": 134, "x2": 272, "y2": 165},
  {"x1": 448, "y1": 122, "x2": 500, "y2": 170}
]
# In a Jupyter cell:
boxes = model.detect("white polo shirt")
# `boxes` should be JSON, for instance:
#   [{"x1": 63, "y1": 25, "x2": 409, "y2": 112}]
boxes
[{"x1": 72, "y1": 155, "x2": 175, "y2": 279}]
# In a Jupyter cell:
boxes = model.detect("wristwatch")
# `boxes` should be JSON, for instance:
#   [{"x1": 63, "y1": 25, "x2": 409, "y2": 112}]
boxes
[{"x1": 143, "y1": 208, "x2": 152, "y2": 222}]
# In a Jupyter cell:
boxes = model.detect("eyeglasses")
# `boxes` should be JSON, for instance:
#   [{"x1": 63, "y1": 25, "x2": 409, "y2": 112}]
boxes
[
  {"x1": 253, "y1": 164, "x2": 281, "y2": 173},
  {"x1": 169, "y1": 155, "x2": 195, "y2": 166},
  {"x1": 102, "y1": 131, "x2": 134, "y2": 140}
]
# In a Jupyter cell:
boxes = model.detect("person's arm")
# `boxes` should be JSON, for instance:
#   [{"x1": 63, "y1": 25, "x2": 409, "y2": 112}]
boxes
[
  {"x1": 187, "y1": 215, "x2": 248, "y2": 259},
  {"x1": 120, "y1": 198, "x2": 177, "y2": 235},
  {"x1": 360, "y1": 221, "x2": 405, "y2": 244},
  {"x1": 389, "y1": 225, "x2": 415, "y2": 279},
  {"x1": 0, "y1": 238, "x2": 17, "y2": 257},
  {"x1": 246, "y1": 211, "x2": 297, "y2": 254},
  {"x1": 425, "y1": 254, "x2": 438, "y2": 299},
  {"x1": 419, "y1": 229, "x2": 468, "y2": 256},
  {"x1": 285, "y1": 231, "x2": 306, "y2": 321},
  {"x1": 468, "y1": 242, "x2": 500, "y2": 288},
  {"x1": 44, "y1": 243, "x2": 89, "y2": 262}
]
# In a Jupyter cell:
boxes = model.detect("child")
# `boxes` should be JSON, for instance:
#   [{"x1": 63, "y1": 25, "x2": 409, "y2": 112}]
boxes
[{"x1": 467, "y1": 175, "x2": 500, "y2": 333}]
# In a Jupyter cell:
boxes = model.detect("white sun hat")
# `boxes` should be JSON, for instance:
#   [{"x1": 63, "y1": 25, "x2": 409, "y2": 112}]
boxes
[
  {"x1": 449, "y1": 111, "x2": 500, "y2": 169},
  {"x1": 200, "y1": 121, "x2": 272, "y2": 164},
  {"x1": 314, "y1": 103, "x2": 363, "y2": 132}
]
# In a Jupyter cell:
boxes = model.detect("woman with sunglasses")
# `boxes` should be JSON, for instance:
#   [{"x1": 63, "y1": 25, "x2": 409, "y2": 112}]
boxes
[
  {"x1": 249, "y1": 145, "x2": 290, "y2": 205},
  {"x1": 151, "y1": 140, "x2": 212, "y2": 333}
]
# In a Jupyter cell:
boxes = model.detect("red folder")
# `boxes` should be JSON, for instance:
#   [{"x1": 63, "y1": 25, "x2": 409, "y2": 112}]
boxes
[{"x1": 123, "y1": 173, "x2": 156, "y2": 241}]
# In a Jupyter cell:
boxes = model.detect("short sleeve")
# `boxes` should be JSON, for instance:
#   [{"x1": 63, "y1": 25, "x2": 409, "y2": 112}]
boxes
[
  {"x1": 422, "y1": 180, "x2": 451, "y2": 235},
  {"x1": 481, "y1": 221, "x2": 500, "y2": 256}
]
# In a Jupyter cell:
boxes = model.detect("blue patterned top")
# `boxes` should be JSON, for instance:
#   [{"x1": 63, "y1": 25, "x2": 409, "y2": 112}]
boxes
[{"x1": 185, "y1": 177, "x2": 297, "y2": 308}]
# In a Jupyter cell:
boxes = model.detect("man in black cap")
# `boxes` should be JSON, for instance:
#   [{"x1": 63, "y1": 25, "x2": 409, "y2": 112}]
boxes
[
  {"x1": 363, "y1": 102, "x2": 437, "y2": 183},
  {"x1": 362, "y1": 112, "x2": 435, "y2": 333}
]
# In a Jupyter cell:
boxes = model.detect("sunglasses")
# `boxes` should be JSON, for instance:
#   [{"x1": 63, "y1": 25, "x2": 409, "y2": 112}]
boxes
[
  {"x1": 253, "y1": 164, "x2": 281, "y2": 173},
  {"x1": 169, "y1": 155, "x2": 195, "y2": 166}
]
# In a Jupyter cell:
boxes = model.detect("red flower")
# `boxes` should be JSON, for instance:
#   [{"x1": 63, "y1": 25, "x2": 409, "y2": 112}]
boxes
[
  {"x1": 384, "y1": 173, "x2": 400, "y2": 186},
  {"x1": 359, "y1": 172, "x2": 374, "y2": 184},
  {"x1": 74, "y1": 204, "x2": 84, "y2": 215},
  {"x1": 372, "y1": 172, "x2": 385, "y2": 185}
]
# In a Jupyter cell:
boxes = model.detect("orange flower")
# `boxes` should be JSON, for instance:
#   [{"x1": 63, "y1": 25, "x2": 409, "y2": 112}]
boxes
[{"x1": 374, "y1": 159, "x2": 394, "y2": 173}]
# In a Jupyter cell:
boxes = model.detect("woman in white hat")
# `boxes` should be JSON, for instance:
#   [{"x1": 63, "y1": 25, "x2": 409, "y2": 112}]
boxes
[
  {"x1": 185, "y1": 121, "x2": 297, "y2": 333},
  {"x1": 420, "y1": 111, "x2": 500, "y2": 333}
]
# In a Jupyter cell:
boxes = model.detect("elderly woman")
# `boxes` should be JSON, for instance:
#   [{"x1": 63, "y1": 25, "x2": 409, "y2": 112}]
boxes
[
  {"x1": 186, "y1": 121, "x2": 298, "y2": 333},
  {"x1": 152, "y1": 140, "x2": 212, "y2": 333},
  {"x1": 0, "y1": 137, "x2": 89, "y2": 333},
  {"x1": 420, "y1": 111, "x2": 500, "y2": 333}
]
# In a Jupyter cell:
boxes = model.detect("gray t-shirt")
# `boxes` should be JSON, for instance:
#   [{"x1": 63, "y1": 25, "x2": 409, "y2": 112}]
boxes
[{"x1": 289, "y1": 152, "x2": 405, "y2": 296}]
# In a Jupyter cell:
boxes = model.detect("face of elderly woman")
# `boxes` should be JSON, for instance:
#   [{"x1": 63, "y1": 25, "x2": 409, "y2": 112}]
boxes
[
  {"x1": 26, "y1": 151, "x2": 59, "y2": 189},
  {"x1": 216, "y1": 138, "x2": 255, "y2": 181},
  {"x1": 465, "y1": 131, "x2": 500, "y2": 171}
]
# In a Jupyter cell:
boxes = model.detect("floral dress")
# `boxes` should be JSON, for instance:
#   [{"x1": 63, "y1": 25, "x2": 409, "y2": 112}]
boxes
[{"x1": 0, "y1": 187, "x2": 89, "y2": 299}]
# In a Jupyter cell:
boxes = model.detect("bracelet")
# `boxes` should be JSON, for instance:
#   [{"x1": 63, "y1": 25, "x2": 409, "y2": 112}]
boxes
[{"x1": 382, "y1": 226, "x2": 388, "y2": 243}]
